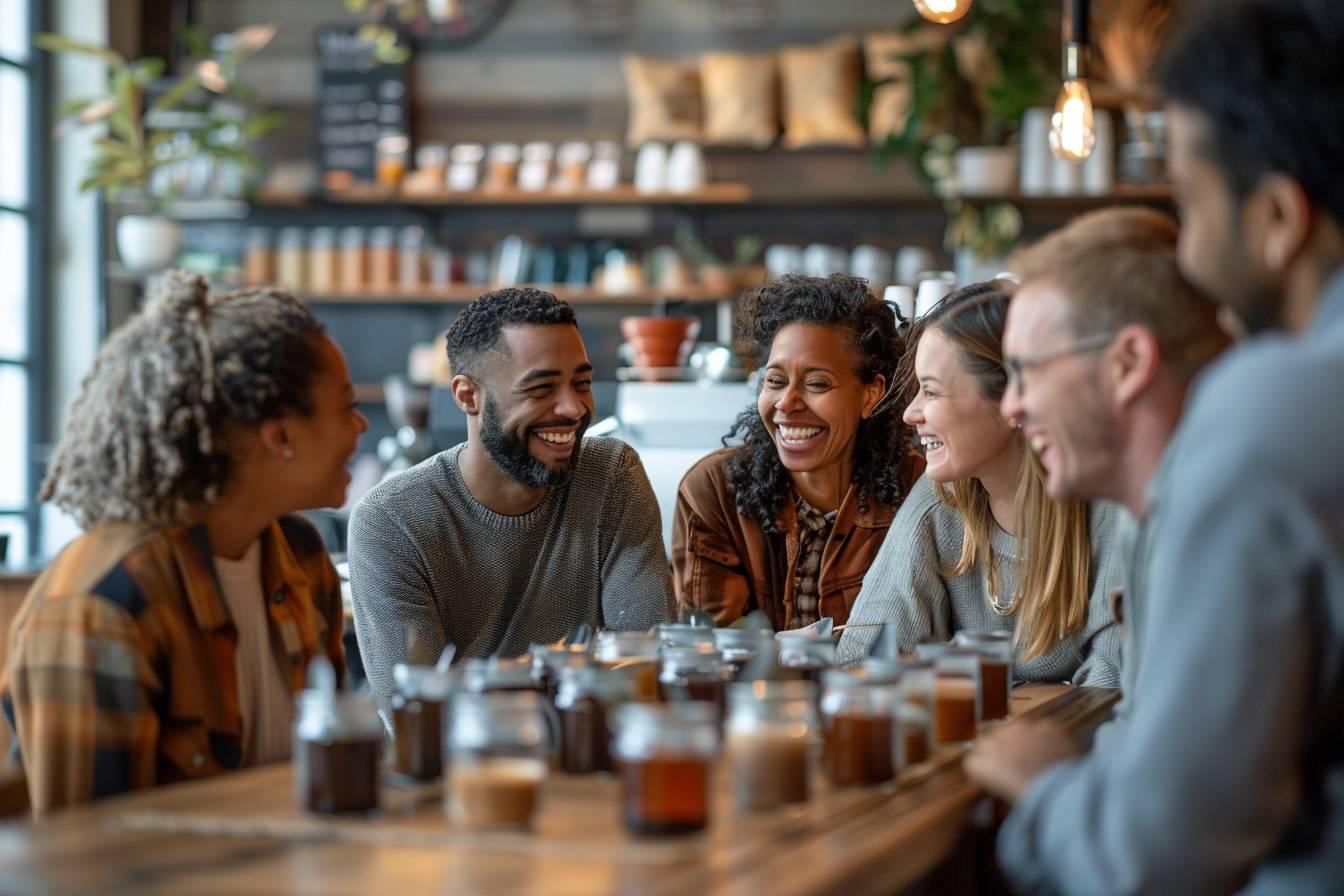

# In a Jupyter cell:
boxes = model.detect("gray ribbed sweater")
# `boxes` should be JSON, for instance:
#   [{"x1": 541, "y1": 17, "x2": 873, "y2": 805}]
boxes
[
  {"x1": 835, "y1": 475, "x2": 1123, "y2": 686},
  {"x1": 348, "y1": 437, "x2": 673, "y2": 716}
]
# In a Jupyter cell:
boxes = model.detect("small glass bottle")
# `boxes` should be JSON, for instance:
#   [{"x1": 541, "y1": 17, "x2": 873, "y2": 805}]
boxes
[
  {"x1": 917, "y1": 644, "x2": 981, "y2": 744},
  {"x1": 397, "y1": 225, "x2": 427, "y2": 290},
  {"x1": 275, "y1": 226, "x2": 307, "y2": 291},
  {"x1": 338, "y1": 226, "x2": 366, "y2": 292},
  {"x1": 554, "y1": 664, "x2": 635, "y2": 774},
  {"x1": 954, "y1": 630, "x2": 1014, "y2": 722},
  {"x1": 725, "y1": 680, "x2": 817, "y2": 811},
  {"x1": 594, "y1": 631, "x2": 661, "y2": 702},
  {"x1": 367, "y1": 226, "x2": 397, "y2": 290},
  {"x1": 293, "y1": 689, "x2": 383, "y2": 814},
  {"x1": 820, "y1": 669, "x2": 899, "y2": 787},
  {"x1": 447, "y1": 692, "x2": 550, "y2": 830},
  {"x1": 243, "y1": 226, "x2": 275, "y2": 286},
  {"x1": 659, "y1": 645, "x2": 732, "y2": 723},
  {"x1": 390, "y1": 662, "x2": 455, "y2": 781},
  {"x1": 376, "y1": 133, "x2": 410, "y2": 188},
  {"x1": 612, "y1": 703, "x2": 719, "y2": 835},
  {"x1": 307, "y1": 226, "x2": 338, "y2": 294}
]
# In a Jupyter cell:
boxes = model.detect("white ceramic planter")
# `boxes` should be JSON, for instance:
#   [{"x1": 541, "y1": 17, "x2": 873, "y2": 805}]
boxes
[
  {"x1": 116, "y1": 215, "x2": 181, "y2": 272},
  {"x1": 954, "y1": 146, "x2": 1019, "y2": 197}
]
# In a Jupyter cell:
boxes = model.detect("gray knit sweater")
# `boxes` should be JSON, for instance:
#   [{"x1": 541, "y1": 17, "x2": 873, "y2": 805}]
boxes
[
  {"x1": 348, "y1": 437, "x2": 673, "y2": 715},
  {"x1": 836, "y1": 475, "x2": 1124, "y2": 686}
]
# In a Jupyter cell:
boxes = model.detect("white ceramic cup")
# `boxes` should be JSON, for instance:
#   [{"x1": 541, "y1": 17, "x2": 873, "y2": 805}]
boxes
[
  {"x1": 665, "y1": 141, "x2": 706, "y2": 194},
  {"x1": 884, "y1": 284, "x2": 916, "y2": 323},
  {"x1": 633, "y1": 142, "x2": 668, "y2": 194}
]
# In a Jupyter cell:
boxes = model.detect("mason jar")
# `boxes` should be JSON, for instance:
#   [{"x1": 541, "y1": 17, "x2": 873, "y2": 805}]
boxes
[
  {"x1": 896, "y1": 657, "x2": 935, "y2": 767},
  {"x1": 954, "y1": 630, "x2": 1014, "y2": 722},
  {"x1": 724, "y1": 680, "x2": 817, "y2": 811},
  {"x1": 293, "y1": 689, "x2": 384, "y2": 814},
  {"x1": 612, "y1": 703, "x2": 719, "y2": 835},
  {"x1": 657, "y1": 622, "x2": 716, "y2": 650},
  {"x1": 659, "y1": 645, "x2": 732, "y2": 724},
  {"x1": 390, "y1": 662, "x2": 455, "y2": 781},
  {"x1": 446, "y1": 691, "x2": 550, "y2": 830},
  {"x1": 713, "y1": 627, "x2": 772, "y2": 680},
  {"x1": 820, "y1": 669, "x2": 899, "y2": 787},
  {"x1": 462, "y1": 656, "x2": 540, "y2": 694},
  {"x1": 777, "y1": 634, "x2": 837, "y2": 683},
  {"x1": 554, "y1": 664, "x2": 635, "y2": 774},
  {"x1": 594, "y1": 631, "x2": 661, "y2": 701}
]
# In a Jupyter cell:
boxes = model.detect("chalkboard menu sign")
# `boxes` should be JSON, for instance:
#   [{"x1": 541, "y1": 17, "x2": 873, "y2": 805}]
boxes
[{"x1": 315, "y1": 26, "x2": 410, "y2": 190}]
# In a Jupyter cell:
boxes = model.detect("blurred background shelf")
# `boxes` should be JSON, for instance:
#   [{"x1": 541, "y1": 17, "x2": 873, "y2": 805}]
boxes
[{"x1": 302, "y1": 285, "x2": 736, "y2": 304}]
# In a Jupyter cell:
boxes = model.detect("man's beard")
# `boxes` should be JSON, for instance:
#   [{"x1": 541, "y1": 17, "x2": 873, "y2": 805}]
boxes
[{"x1": 480, "y1": 395, "x2": 588, "y2": 490}]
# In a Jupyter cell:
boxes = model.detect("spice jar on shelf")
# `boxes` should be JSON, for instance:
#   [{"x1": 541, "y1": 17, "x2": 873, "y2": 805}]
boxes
[
  {"x1": 243, "y1": 226, "x2": 275, "y2": 286},
  {"x1": 376, "y1": 134, "x2": 410, "y2": 188},
  {"x1": 518, "y1": 142, "x2": 554, "y2": 192},
  {"x1": 368, "y1": 226, "x2": 397, "y2": 290},
  {"x1": 415, "y1": 143, "x2": 449, "y2": 185},
  {"x1": 338, "y1": 226, "x2": 366, "y2": 292},
  {"x1": 485, "y1": 143, "x2": 521, "y2": 191},
  {"x1": 398, "y1": 225, "x2": 427, "y2": 290},
  {"x1": 275, "y1": 226, "x2": 307, "y2": 291},
  {"x1": 588, "y1": 141, "x2": 622, "y2": 191},
  {"x1": 554, "y1": 142, "x2": 592, "y2": 191},
  {"x1": 307, "y1": 226, "x2": 338, "y2": 294},
  {"x1": 448, "y1": 143, "x2": 485, "y2": 192}
]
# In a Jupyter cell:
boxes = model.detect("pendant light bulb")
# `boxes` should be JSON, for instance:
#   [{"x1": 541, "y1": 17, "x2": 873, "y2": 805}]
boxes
[
  {"x1": 1049, "y1": 77, "x2": 1096, "y2": 161},
  {"x1": 912, "y1": 0, "x2": 973, "y2": 25}
]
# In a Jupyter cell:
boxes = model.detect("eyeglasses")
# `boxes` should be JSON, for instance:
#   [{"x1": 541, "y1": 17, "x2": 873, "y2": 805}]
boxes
[{"x1": 1004, "y1": 332, "x2": 1115, "y2": 396}]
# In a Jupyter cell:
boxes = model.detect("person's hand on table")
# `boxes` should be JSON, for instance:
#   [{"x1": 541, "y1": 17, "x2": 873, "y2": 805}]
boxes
[{"x1": 964, "y1": 719, "x2": 1082, "y2": 803}]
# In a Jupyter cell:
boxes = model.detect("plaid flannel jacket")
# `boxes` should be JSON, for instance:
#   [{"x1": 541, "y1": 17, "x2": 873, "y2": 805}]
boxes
[{"x1": 1, "y1": 516, "x2": 345, "y2": 814}]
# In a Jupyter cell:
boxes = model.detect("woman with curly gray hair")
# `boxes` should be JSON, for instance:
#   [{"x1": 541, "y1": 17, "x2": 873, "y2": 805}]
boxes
[
  {"x1": 671, "y1": 274, "x2": 924, "y2": 631},
  {"x1": 3, "y1": 271, "x2": 366, "y2": 814}
]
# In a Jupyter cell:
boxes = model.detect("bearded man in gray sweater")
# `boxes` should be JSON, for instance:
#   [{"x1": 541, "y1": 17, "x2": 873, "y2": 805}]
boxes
[{"x1": 348, "y1": 288, "x2": 672, "y2": 717}]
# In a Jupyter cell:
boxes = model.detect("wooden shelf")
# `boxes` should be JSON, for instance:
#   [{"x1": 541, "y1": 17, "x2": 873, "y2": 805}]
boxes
[
  {"x1": 258, "y1": 183, "x2": 752, "y2": 207},
  {"x1": 302, "y1": 284, "x2": 736, "y2": 304}
]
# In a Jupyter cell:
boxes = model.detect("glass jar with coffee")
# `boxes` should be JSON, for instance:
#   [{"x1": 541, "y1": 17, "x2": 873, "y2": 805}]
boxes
[
  {"x1": 554, "y1": 664, "x2": 635, "y2": 774},
  {"x1": 447, "y1": 691, "x2": 550, "y2": 830},
  {"x1": 612, "y1": 703, "x2": 720, "y2": 835},
  {"x1": 529, "y1": 643, "x2": 592, "y2": 701},
  {"x1": 657, "y1": 622, "x2": 716, "y2": 651},
  {"x1": 778, "y1": 635, "x2": 837, "y2": 683},
  {"x1": 820, "y1": 669, "x2": 898, "y2": 787},
  {"x1": 390, "y1": 662, "x2": 455, "y2": 781},
  {"x1": 916, "y1": 644, "x2": 981, "y2": 745},
  {"x1": 293, "y1": 687, "x2": 383, "y2": 814},
  {"x1": 953, "y1": 630, "x2": 1013, "y2": 722},
  {"x1": 659, "y1": 645, "x2": 732, "y2": 724},
  {"x1": 725, "y1": 680, "x2": 817, "y2": 812},
  {"x1": 896, "y1": 657, "x2": 935, "y2": 767},
  {"x1": 595, "y1": 631, "x2": 661, "y2": 701}
]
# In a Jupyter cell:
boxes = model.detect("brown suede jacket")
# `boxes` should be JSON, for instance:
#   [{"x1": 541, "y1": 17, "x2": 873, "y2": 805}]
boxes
[{"x1": 671, "y1": 447, "x2": 922, "y2": 630}]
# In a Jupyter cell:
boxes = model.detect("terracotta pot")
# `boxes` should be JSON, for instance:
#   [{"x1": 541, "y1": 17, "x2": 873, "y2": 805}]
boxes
[{"x1": 620, "y1": 316, "x2": 702, "y2": 373}]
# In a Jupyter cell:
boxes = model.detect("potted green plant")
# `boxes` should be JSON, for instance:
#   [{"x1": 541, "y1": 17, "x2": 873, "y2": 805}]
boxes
[{"x1": 39, "y1": 25, "x2": 281, "y2": 272}]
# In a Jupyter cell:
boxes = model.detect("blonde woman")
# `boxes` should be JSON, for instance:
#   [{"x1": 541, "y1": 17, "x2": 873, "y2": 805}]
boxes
[
  {"x1": 836, "y1": 282, "x2": 1123, "y2": 685},
  {"x1": 2, "y1": 271, "x2": 367, "y2": 813}
]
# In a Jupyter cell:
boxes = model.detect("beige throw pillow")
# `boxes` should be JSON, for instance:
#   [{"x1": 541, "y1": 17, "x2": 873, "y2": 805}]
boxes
[
  {"x1": 779, "y1": 36, "x2": 865, "y2": 149},
  {"x1": 623, "y1": 55, "x2": 703, "y2": 146},
  {"x1": 700, "y1": 52, "x2": 778, "y2": 147}
]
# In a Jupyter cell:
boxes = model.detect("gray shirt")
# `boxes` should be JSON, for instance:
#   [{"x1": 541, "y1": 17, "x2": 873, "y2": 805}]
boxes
[
  {"x1": 999, "y1": 272, "x2": 1344, "y2": 895},
  {"x1": 348, "y1": 437, "x2": 673, "y2": 716},
  {"x1": 836, "y1": 475, "x2": 1124, "y2": 686}
]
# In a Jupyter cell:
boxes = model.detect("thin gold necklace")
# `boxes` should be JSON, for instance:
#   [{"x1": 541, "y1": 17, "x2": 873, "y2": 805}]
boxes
[{"x1": 984, "y1": 568, "x2": 1018, "y2": 617}]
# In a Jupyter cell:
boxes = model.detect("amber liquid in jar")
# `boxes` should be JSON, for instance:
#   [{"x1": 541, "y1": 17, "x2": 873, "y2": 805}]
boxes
[
  {"x1": 243, "y1": 248, "x2": 274, "y2": 286},
  {"x1": 979, "y1": 660, "x2": 1011, "y2": 721},
  {"x1": 296, "y1": 738, "x2": 381, "y2": 814},
  {"x1": 901, "y1": 725, "x2": 930, "y2": 766},
  {"x1": 934, "y1": 678, "x2": 978, "y2": 743},
  {"x1": 558, "y1": 695, "x2": 613, "y2": 774},
  {"x1": 620, "y1": 755, "x2": 711, "y2": 835},
  {"x1": 660, "y1": 676, "x2": 727, "y2": 724},
  {"x1": 825, "y1": 712, "x2": 895, "y2": 786},
  {"x1": 392, "y1": 697, "x2": 445, "y2": 780}
]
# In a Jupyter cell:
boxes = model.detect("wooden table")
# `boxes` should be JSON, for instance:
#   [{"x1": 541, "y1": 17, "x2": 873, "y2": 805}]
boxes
[{"x1": 0, "y1": 684, "x2": 1117, "y2": 896}]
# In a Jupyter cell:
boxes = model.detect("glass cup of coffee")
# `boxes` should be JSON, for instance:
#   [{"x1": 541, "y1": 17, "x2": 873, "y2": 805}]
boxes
[
  {"x1": 447, "y1": 691, "x2": 551, "y2": 830},
  {"x1": 953, "y1": 630, "x2": 1013, "y2": 722},
  {"x1": 725, "y1": 680, "x2": 817, "y2": 811},
  {"x1": 820, "y1": 668, "x2": 899, "y2": 787},
  {"x1": 294, "y1": 689, "x2": 384, "y2": 815},
  {"x1": 554, "y1": 664, "x2": 636, "y2": 774},
  {"x1": 612, "y1": 702, "x2": 720, "y2": 835},
  {"x1": 659, "y1": 645, "x2": 733, "y2": 726},
  {"x1": 895, "y1": 658, "x2": 935, "y2": 768},
  {"x1": 916, "y1": 644, "x2": 981, "y2": 745}
]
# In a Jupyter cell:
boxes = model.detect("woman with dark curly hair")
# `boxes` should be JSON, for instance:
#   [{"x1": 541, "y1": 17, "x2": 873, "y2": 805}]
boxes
[
  {"x1": 671, "y1": 274, "x2": 923, "y2": 630},
  {"x1": 3, "y1": 271, "x2": 367, "y2": 814}
]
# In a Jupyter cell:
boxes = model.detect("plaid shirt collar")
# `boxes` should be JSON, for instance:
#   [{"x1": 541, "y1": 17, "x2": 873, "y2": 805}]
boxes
[{"x1": 169, "y1": 523, "x2": 313, "y2": 633}]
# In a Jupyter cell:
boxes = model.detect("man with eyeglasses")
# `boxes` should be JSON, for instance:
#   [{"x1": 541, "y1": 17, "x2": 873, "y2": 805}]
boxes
[{"x1": 966, "y1": 2, "x2": 1344, "y2": 892}]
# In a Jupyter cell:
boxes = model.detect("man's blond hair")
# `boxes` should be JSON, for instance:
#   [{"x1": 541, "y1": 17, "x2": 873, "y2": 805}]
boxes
[{"x1": 1011, "y1": 207, "x2": 1225, "y2": 383}]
